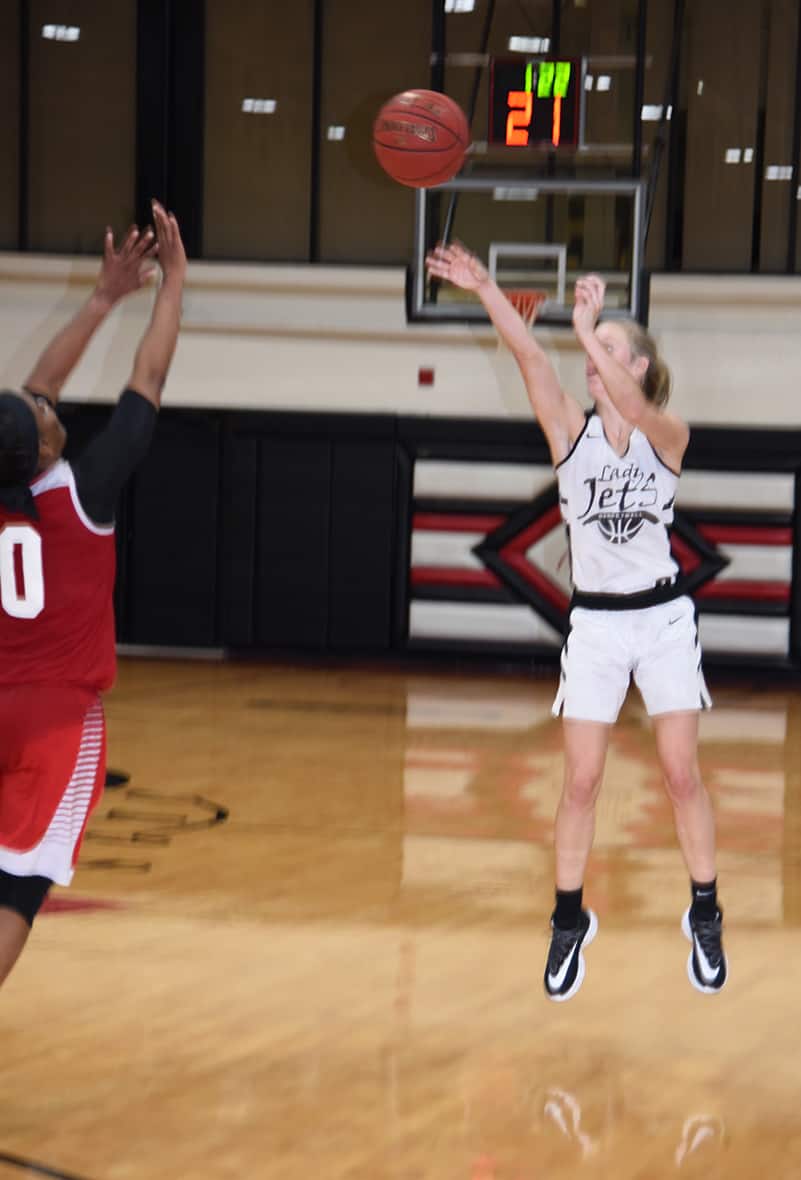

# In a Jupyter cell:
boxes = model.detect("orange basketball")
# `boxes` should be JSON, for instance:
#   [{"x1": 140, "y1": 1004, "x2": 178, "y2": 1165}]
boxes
[{"x1": 372, "y1": 89, "x2": 470, "y2": 188}]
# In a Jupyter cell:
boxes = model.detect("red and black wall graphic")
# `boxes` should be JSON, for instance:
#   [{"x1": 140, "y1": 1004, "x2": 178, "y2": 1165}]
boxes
[{"x1": 402, "y1": 416, "x2": 801, "y2": 664}]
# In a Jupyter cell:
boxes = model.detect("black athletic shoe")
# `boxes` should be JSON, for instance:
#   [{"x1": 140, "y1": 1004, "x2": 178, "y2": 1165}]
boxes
[
  {"x1": 544, "y1": 909, "x2": 598, "y2": 1002},
  {"x1": 681, "y1": 906, "x2": 727, "y2": 994}
]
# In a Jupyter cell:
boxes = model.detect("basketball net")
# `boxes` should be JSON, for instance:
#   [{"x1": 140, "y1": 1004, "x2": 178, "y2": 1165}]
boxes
[{"x1": 497, "y1": 288, "x2": 548, "y2": 352}]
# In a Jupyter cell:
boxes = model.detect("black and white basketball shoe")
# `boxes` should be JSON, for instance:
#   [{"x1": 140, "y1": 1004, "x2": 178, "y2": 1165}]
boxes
[
  {"x1": 544, "y1": 909, "x2": 598, "y2": 1002},
  {"x1": 681, "y1": 907, "x2": 727, "y2": 994}
]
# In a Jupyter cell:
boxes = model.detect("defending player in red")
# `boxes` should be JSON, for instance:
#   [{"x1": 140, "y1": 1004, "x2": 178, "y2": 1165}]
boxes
[{"x1": 0, "y1": 201, "x2": 186, "y2": 986}]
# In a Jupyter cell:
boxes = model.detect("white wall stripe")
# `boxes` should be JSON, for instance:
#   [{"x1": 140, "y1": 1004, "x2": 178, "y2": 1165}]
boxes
[
  {"x1": 677, "y1": 471, "x2": 794, "y2": 512},
  {"x1": 714, "y1": 543, "x2": 792, "y2": 583},
  {"x1": 414, "y1": 461, "x2": 555, "y2": 502},
  {"x1": 411, "y1": 531, "x2": 485, "y2": 570},
  {"x1": 699, "y1": 614, "x2": 789, "y2": 656},
  {"x1": 412, "y1": 461, "x2": 794, "y2": 513},
  {"x1": 409, "y1": 600, "x2": 562, "y2": 646},
  {"x1": 408, "y1": 599, "x2": 789, "y2": 657}
]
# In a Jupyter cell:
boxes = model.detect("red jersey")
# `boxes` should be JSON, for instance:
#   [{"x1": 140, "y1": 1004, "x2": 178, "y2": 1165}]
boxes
[{"x1": 0, "y1": 459, "x2": 117, "y2": 691}]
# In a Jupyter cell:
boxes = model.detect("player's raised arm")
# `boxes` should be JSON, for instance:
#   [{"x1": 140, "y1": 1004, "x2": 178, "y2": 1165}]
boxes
[
  {"x1": 23, "y1": 225, "x2": 158, "y2": 403},
  {"x1": 128, "y1": 201, "x2": 187, "y2": 409},
  {"x1": 572, "y1": 274, "x2": 689, "y2": 470},
  {"x1": 425, "y1": 243, "x2": 585, "y2": 465}
]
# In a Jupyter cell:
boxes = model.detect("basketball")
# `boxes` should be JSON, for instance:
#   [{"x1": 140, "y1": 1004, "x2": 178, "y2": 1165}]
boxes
[{"x1": 372, "y1": 89, "x2": 470, "y2": 188}]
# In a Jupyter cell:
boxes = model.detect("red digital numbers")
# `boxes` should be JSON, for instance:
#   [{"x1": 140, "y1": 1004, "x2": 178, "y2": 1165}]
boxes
[
  {"x1": 505, "y1": 90, "x2": 533, "y2": 146},
  {"x1": 502, "y1": 61, "x2": 574, "y2": 148}
]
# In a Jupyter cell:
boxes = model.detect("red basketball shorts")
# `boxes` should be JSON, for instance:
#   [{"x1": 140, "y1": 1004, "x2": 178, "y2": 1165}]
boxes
[{"x1": 0, "y1": 684, "x2": 106, "y2": 885}]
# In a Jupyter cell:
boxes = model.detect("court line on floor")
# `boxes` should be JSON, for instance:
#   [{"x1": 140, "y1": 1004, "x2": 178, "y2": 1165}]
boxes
[{"x1": 0, "y1": 1151, "x2": 94, "y2": 1180}]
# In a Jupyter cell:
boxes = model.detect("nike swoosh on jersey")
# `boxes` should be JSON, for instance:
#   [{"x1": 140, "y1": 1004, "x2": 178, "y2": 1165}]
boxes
[
  {"x1": 548, "y1": 939, "x2": 581, "y2": 990},
  {"x1": 692, "y1": 933, "x2": 720, "y2": 983}
]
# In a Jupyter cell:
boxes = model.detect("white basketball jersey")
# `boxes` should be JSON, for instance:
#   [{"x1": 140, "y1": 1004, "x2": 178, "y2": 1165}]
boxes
[{"x1": 556, "y1": 413, "x2": 680, "y2": 595}]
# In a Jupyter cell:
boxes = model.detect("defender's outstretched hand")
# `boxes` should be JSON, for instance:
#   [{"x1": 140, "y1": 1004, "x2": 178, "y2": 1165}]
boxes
[
  {"x1": 23, "y1": 221, "x2": 161, "y2": 401},
  {"x1": 95, "y1": 224, "x2": 158, "y2": 307},
  {"x1": 128, "y1": 202, "x2": 186, "y2": 409},
  {"x1": 151, "y1": 200, "x2": 186, "y2": 285},
  {"x1": 425, "y1": 242, "x2": 489, "y2": 291}
]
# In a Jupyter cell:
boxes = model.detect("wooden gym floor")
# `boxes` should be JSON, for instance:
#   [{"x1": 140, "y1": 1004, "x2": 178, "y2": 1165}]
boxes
[{"x1": 1, "y1": 656, "x2": 800, "y2": 1179}]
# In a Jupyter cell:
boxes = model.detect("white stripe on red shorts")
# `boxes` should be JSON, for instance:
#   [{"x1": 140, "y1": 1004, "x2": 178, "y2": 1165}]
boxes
[{"x1": 0, "y1": 698, "x2": 105, "y2": 886}]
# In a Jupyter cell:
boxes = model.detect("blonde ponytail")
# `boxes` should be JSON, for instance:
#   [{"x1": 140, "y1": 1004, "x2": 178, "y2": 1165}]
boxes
[{"x1": 619, "y1": 320, "x2": 671, "y2": 408}]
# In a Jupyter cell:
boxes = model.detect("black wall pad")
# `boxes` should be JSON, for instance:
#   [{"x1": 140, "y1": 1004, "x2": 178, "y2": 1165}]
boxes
[
  {"x1": 255, "y1": 438, "x2": 332, "y2": 649},
  {"x1": 329, "y1": 439, "x2": 396, "y2": 650},
  {"x1": 219, "y1": 433, "x2": 259, "y2": 648},
  {"x1": 128, "y1": 411, "x2": 220, "y2": 645}
]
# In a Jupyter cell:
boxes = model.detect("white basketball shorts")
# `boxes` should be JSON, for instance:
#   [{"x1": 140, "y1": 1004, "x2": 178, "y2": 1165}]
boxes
[{"x1": 551, "y1": 595, "x2": 712, "y2": 724}]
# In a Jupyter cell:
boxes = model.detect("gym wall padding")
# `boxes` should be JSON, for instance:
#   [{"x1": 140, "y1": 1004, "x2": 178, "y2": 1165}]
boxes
[{"x1": 62, "y1": 404, "x2": 801, "y2": 668}]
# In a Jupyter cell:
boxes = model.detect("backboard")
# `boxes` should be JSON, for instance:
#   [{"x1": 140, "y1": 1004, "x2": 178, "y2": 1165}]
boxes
[{"x1": 408, "y1": 175, "x2": 647, "y2": 326}]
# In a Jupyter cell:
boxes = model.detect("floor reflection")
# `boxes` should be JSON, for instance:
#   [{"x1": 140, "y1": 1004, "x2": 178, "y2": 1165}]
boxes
[{"x1": 402, "y1": 674, "x2": 801, "y2": 927}]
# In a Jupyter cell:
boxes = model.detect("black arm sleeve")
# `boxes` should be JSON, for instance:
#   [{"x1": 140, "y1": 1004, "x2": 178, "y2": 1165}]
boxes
[{"x1": 72, "y1": 388, "x2": 158, "y2": 525}]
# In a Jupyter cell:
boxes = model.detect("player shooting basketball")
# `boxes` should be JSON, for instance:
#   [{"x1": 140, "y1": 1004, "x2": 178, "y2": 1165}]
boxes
[
  {"x1": 0, "y1": 201, "x2": 186, "y2": 987},
  {"x1": 426, "y1": 242, "x2": 726, "y2": 1001}
]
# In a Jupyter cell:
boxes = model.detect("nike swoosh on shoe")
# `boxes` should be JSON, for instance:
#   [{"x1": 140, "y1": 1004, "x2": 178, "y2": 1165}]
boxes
[
  {"x1": 692, "y1": 934, "x2": 721, "y2": 984},
  {"x1": 548, "y1": 940, "x2": 580, "y2": 991}
]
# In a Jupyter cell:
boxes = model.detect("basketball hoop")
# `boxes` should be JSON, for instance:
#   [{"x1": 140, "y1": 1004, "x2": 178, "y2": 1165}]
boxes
[{"x1": 504, "y1": 288, "x2": 549, "y2": 326}]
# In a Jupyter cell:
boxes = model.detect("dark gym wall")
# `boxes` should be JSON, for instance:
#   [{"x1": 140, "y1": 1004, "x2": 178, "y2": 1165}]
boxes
[
  {"x1": 561, "y1": 0, "x2": 638, "y2": 152},
  {"x1": 6, "y1": 4, "x2": 801, "y2": 271},
  {"x1": 681, "y1": 0, "x2": 761, "y2": 270},
  {"x1": 27, "y1": 0, "x2": 137, "y2": 253},
  {"x1": 317, "y1": 0, "x2": 433, "y2": 263},
  {"x1": 0, "y1": 3, "x2": 20, "y2": 250},
  {"x1": 203, "y1": 1, "x2": 316, "y2": 262},
  {"x1": 759, "y1": 0, "x2": 799, "y2": 271},
  {"x1": 642, "y1": 0, "x2": 674, "y2": 271}
]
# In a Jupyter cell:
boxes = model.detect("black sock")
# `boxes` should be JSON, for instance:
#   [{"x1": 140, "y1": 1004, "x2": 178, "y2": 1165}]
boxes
[
  {"x1": 691, "y1": 878, "x2": 718, "y2": 921},
  {"x1": 553, "y1": 887, "x2": 584, "y2": 930}
]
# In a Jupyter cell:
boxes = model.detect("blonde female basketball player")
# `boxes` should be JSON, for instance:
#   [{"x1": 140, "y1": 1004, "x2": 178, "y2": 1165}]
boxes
[{"x1": 425, "y1": 243, "x2": 726, "y2": 1001}]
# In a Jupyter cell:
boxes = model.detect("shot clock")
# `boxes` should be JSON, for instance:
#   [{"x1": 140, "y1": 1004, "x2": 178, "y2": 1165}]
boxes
[{"x1": 489, "y1": 57, "x2": 580, "y2": 148}]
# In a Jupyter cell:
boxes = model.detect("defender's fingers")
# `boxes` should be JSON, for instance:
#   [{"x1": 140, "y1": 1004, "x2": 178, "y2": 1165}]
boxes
[
  {"x1": 153, "y1": 205, "x2": 170, "y2": 243},
  {"x1": 132, "y1": 228, "x2": 155, "y2": 258},
  {"x1": 119, "y1": 225, "x2": 141, "y2": 258}
]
